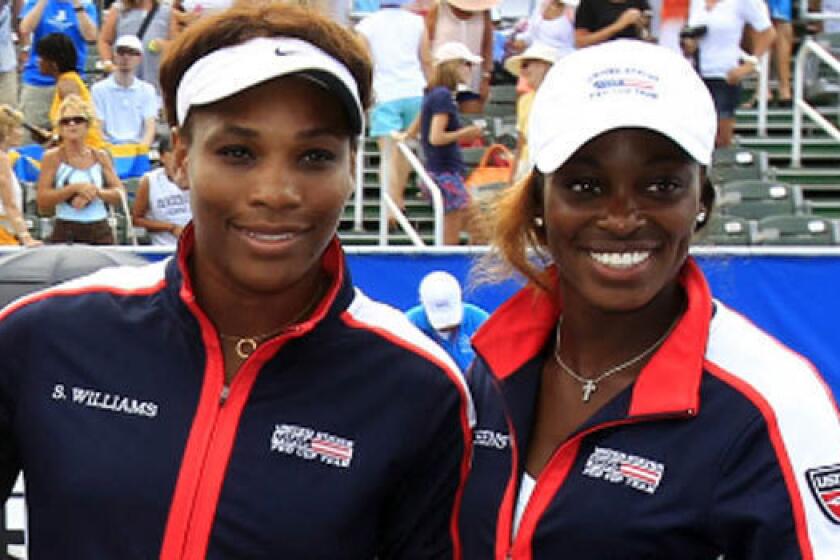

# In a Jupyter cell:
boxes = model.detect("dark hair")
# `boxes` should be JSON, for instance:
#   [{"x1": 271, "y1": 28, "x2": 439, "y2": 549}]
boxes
[
  {"x1": 159, "y1": 3, "x2": 373, "y2": 133},
  {"x1": 35, "y1": 33, "x2": 78, "y2": 74}
]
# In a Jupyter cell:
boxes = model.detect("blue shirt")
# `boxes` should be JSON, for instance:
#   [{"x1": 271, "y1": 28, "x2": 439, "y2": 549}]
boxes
[
  {"x1": 406, "y1": 302, "x2": 489, "y2": 373},
  {"x1": 92, "y1": 75, "x2": 159, "y2": 143},
  {"x1": 420, "y1": 86, "x2": 464, "y2": 174},
  {"x1": 20, "y1": 0, "x2": 98, "y2": 86}
]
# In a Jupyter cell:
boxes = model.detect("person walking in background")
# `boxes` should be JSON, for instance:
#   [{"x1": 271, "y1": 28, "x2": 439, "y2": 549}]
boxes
[
  {"x1": 92, "y1": 34, "x2": 159, "y2": 148},
  {"x1": 457, "y1": 39, "x2": 840, "y2": 558},
  {"x1": 130, "y1": 133, "x2": 189, "y2": 245},
  {"x1": 426, "y1": 0, "x2": 496, "y2": 113},
  {"x1": 417, "y1": 41, "x2": 485, "y2": 244},
  {"x1": 574, "y1": 0, "x2": 651, "y2": 47},
  {"x1": 684, "y1": 0, "x2": 775, "y2": 146},
  {"x1": 18, "y1": 0, "x2": 97, "y2": 139},
  {"x1": 356, "y1": 0, "x2": 431, "y2": 227},
  {"x1": 35, "y1": 32, "x2": 105, "y2": 148},
  {"x1": 406, "y1": 270, "x2": 489, "y2": 372},
  {"x1": 503, "y1": 42, "x2": 557, "y2": 181},
  {"x1": 97, "y1": 0, "x2": 173, "y2": 92}
]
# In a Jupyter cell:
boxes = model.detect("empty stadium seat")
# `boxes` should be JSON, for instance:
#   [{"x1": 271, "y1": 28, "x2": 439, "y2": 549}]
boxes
[
  {"x1": 694, "y1": 214, "x2": 755, "y2": 245},
  {"x1": 717, "y1": 180, "x2": 804, "y2": 220},
  {"x1": 709, "y1": 147, "x2": 769, "y2": 185},
  {"x1": 753, "y1": 214, "x2": 840, "y2": 245}
]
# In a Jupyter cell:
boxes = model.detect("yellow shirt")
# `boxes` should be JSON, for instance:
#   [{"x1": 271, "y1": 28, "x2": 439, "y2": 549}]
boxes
[
  {"x1": 49, "y1": 72, "x2": 106, "y2": 149},
  {"x1": 516, "y1": 91, "x2": 535, "y2": 178}
]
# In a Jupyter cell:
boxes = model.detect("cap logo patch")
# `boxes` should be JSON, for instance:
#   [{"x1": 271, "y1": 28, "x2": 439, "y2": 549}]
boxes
[
  {"x1": 582, "y1": 446, "x2": 664, "y2": 495},
  {"x1": 275, "y1": 47, "x2": 292, "y2": 56},
  {"x1": 806, "y1": 464, "x2": 840, "y2": 524},
  {"x1": 589, "y1": 67, "x2": 659, "y2": 101}
]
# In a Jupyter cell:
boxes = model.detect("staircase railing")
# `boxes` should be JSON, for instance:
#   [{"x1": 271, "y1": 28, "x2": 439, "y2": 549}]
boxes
[{"x1": 791, "y1": 37, "x2": 840, "y2": 167}]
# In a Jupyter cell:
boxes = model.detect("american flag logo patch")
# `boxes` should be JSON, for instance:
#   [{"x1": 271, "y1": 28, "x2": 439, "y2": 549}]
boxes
[
  {"x1": 582, "y1": 446, "x2": 665, "y2": 495},
  {"x1": 806, "y1": 464, "x2": 840, "y2": 524},
  {"x1": 589, "y1": 67, "x2": 660, "y2": 100},
  {"x1": 270, "y1": 424, "x2": 355, "y2": 468}
]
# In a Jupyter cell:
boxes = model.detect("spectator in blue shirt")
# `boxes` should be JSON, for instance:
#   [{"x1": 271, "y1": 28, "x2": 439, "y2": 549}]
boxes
[
  {"x1": 18, "y1": 0, "x2": 98, "y2": 138},
  {"x1": 406, "y1": 270, "x2": 489, "y2": 373}
]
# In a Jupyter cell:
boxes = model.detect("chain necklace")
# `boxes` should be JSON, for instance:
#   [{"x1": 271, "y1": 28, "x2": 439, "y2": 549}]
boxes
[
  {"x1": 553, "y1": 313, "x2": 680, "y2": 403},
  {"x1": 219, "y1": 280, "x2": 326, "y2": 360}
]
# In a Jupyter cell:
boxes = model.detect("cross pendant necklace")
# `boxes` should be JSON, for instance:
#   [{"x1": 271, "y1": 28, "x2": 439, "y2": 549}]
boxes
[{"x1": 581, "y1": 380, "x2": 597, "y2": 402}]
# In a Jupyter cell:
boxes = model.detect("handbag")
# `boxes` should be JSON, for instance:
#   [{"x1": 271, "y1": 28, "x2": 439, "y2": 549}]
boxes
[{"x1": 465, "y1": 143, "x2": 513, "y2": 190}]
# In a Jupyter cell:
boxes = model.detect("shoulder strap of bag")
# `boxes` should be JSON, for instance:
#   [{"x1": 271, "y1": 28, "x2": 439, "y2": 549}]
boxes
[{"x1": 137, "y1": 0, "x2": 160, "y2": 42}]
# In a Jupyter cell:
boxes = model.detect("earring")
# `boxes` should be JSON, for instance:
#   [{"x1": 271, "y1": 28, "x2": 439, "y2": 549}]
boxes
[
  {"x1": 696, "y1": 209, "x2": 707, "y2": 223},
  {"x1": 533, "y1": 216, "x2": 544, "y2": 228}
]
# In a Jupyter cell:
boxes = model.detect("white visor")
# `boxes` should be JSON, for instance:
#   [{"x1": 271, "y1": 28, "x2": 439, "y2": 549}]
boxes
[{"x1": 176, "y1": 36, "x2": 365, "y2": 135}]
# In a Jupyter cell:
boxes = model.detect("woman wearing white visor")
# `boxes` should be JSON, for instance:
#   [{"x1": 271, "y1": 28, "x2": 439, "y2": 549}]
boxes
[
  {"x1": 458, "y1": 39, "x2": 840, "y2": 558},
  {"x1": 0, "y1": 4, "x2": 473, "y2": 558}
]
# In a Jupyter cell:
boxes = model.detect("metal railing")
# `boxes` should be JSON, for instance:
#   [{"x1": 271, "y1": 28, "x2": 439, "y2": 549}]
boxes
[
  {"x1": 387, "y1": 140, "x2": 444, "y2": 246},
  {"x1": 791, "y1": 37, "x2": 840, "y2": 167}
]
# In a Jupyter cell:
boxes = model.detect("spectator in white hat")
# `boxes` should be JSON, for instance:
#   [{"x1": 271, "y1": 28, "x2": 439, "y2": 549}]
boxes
[
  {"x1": 91, "y1": 34, "x2": 160, "y2": 148},
  {"x1": 426, "y1": 0, "x2": 498, "y2": 113},
  {"x1": 458, "y1": 39, "x2": 840, "y2": 558},
  {"x1": 406, "y1": 270, "x2": 489, "y2": 372},
  {"x1": 503, "y1": 42, "x2": 558, "y2": 181},
  {"x1": 406, "y1": 41, "x2": 486, "y2": 244}
]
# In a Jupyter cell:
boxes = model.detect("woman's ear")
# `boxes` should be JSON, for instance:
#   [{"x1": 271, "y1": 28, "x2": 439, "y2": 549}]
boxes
[{"x1": 171, "y1": 127, "x2": 191, "y2": 189}]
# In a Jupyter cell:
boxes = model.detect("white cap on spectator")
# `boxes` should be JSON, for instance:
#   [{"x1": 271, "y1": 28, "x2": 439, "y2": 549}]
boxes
[
  {"x1": 434, "y1": 42, "x2": 483, "y2": 66},
  {"x1": 504, "y1": 43, "x2": 559, "y2": 76},
  {"x1": 448, "y1": 0, "x2": 501, "y2": 11},
  {"x1": 528, "y1": 39, "x2": 717, "y2": 173},
  {"x1": 175, "y1": 36, "x2": 364, "y2": 134},
  {"x1": 419, "y1": 271, "x2": 464, "y2": 330},
  {"x1": 114, "y1": 35, "x2": 143, "y2": 53}
]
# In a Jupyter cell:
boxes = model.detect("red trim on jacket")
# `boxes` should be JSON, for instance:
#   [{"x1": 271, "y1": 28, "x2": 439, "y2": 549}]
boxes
[
  {"x1": 474, "y1": 259, "x2": 710, "y2": 418},
  {"x1": 705, "y1": 361, "x2": 815, "y2": 560},
  {"x1": 160, "y1": 228, "x2": 346, "y2": 559},
  {"x1": 339, "y1": 312, "x2": 473, "y2": 560}
]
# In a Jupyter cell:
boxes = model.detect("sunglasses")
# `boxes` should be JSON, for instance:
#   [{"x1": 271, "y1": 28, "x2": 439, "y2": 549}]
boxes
[
  {"x1": 59, "y1": 116, "x2": 88, "y2": 126},
  {"x1": 115, "y1": 47, "x2": 142, "y2": 56}
]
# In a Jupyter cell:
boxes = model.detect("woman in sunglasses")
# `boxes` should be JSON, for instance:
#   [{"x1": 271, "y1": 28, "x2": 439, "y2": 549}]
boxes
[{"x1": 35, "y1": 94, "x2": 125, "y2": 244}]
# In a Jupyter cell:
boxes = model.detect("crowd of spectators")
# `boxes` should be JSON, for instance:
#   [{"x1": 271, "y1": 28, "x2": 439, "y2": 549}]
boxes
[{"x1": 0, "y1": 0, "x2": 835, "y2": 248}]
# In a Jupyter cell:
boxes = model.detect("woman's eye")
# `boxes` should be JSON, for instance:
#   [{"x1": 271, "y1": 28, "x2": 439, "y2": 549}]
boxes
[
  {"x1": 217, "y1": 145, "x2": 254, "y2": 162},
  {"x1": 567, "y1": 180, "x2": 601, "y2": 195},
  {"x1": 300, "y1": 149, "x2": 337, "y2": 167},
  {"x1": 646, "y1": 179, "x2": 683, "y2": 195}
]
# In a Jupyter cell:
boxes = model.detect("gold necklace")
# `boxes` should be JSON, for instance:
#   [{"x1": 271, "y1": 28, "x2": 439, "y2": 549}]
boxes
[
  {"x1": 553, "y1": 313, "x2": 681, "y2": 403},
  {"x1": 219, "y1": 279, "x2": 326, "y2": 360}
]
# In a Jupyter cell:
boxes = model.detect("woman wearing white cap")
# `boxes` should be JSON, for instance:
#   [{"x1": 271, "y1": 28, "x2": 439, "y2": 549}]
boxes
[
  {"x1": 458, "y1": 39, "x2": 840, "y2": 558},
  {"x1": 503, "y1": 43, "x2": 557, "y2": 181},
  {"x1": 0, "y1": 4, "x2": 472, "y2": 557}
]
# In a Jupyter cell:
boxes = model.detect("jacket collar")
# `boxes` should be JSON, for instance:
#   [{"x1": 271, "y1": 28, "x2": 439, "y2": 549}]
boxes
[
  {"x1": 167, "y1": 224, "x2": 353, "y2": 334},
  {"x1": 473, "y1": 258, "x2": 712, "y2": 417}
]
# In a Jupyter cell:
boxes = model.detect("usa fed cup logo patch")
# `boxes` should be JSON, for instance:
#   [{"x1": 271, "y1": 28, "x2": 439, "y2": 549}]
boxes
[{"x1": 806, "y1": 464, "x2": 840, "y2": 524}]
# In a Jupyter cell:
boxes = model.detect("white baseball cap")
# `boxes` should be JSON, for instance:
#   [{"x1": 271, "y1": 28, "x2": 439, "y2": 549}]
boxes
[
  {"x1": 176, "y1": 36, "x2": 365, "y2": 135},
  {"x1": 419, "y1": 271, "x2": 464, "y2": 330},
  {"x1": 528, "y1": 39, "x2": 717, "y2": 173},
  {"x1": 504, "y1": 43, "x2": 559, "y2": 77},
  {"x1": 434, "y1": 41, "x2": 483, "y2": 66},
  {"x1": 114, "y1": 35, "x2": 143, "y2": 53}
]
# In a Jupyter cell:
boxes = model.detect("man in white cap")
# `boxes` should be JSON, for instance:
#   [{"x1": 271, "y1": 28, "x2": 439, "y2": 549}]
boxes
[
  {"x1": 91, "y1": 34, "x2": 160, "y2": 149},
  {"x1": 406, "y1": 270, "x2": 489, "y2": 373}
]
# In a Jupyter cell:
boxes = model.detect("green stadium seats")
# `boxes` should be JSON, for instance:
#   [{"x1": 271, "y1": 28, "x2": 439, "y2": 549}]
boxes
[
  {"x1": 709, "y1": 147, "x2": 769, "y2": 185},
  {"x1": 718, "y1": 180, "x2": 804, "y2": 220},
  {"x1": 695, "y1": 214, "x2": 755, "y2": 245},
  {"x1": 753, "y1": 214, "x2": 840, "y2": 245}
]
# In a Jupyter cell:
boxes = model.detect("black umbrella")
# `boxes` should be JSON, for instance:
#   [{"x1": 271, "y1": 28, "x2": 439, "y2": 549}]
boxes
[{"x1": 0, "y1": 245, "x2": 149, "y2": 308}]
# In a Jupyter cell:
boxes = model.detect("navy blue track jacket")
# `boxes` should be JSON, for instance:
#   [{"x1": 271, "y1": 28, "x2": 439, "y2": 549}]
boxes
[
  {"x1": 458, "y1": 259, "x2": 840, "y2": 559},
  {"x1": 0, "y1": 232, "x2": 474, "y2": 559}
]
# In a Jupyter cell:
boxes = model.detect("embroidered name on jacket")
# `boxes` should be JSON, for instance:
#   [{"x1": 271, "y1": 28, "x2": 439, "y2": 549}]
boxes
[
  {"x1": 474, "y1": 429, "x2": 510, "y2": 450},
  {"x1": 582, "y1": 446, "x2": 665, "y2": 495},
  {"x1": 270, "y1": 424, "x2": 355, "y2": 468},
  {"x1": 51, "y1": 383, "x2": 159, "y2": 418}
]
